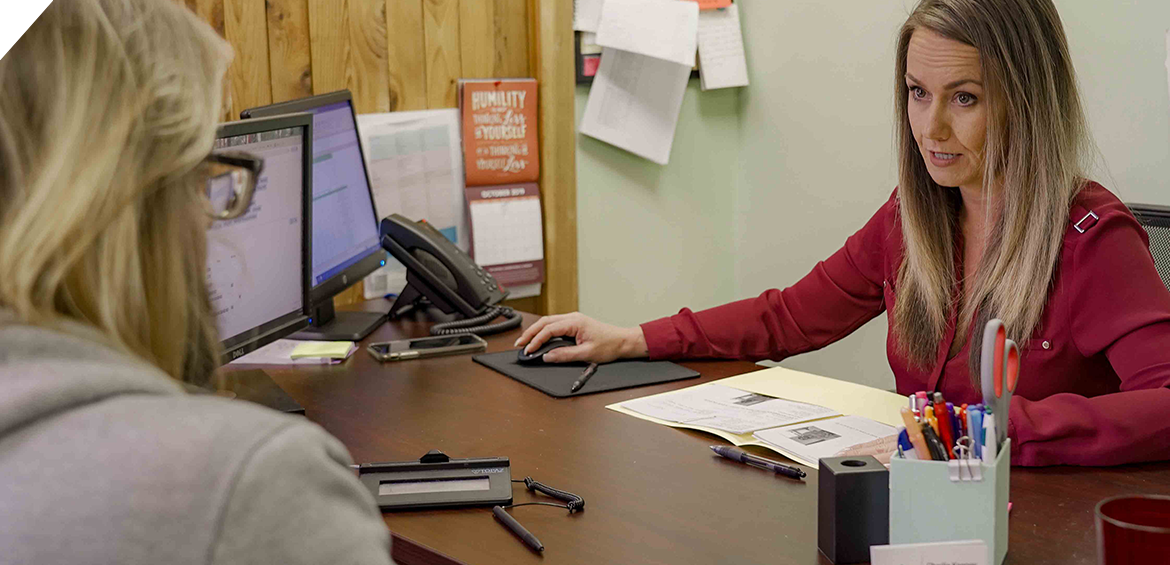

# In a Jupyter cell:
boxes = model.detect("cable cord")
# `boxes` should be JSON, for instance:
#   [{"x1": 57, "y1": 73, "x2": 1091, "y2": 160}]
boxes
[
  {"x1": 512, "y1": 477, "x2": 585, "y2": 513},
  {"x1": 430, "y1": 305, "x2": 521, "y2": 336}
]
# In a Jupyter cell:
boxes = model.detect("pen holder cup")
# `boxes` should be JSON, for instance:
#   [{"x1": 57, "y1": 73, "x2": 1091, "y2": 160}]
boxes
[{"x1": 889, "y1": 439, "x2": 1010, "y2": 565}]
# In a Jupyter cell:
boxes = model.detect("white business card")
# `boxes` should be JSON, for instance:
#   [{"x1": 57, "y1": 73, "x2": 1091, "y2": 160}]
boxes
[{"x1": 870, "y1": 539, "x2": 988, "y2": 565}]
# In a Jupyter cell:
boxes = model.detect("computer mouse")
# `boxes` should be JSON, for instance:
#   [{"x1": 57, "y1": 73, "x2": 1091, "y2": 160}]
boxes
[{"x1": 517, "y1": 336, "x2": 577, "y2": 365}]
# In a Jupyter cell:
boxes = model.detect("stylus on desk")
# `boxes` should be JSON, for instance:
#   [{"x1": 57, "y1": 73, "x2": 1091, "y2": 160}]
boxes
[
  {"x1": 570, "y1": 362, "x2": 599, "y2": 393},
  {"x1": 492, "y1": 506, "x2": 544, "y2": 552}
]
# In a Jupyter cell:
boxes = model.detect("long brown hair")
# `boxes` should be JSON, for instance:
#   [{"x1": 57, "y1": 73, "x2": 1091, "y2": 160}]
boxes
[
  {"x1": 891, "y1": 0, "x2": 1091, "y2": 380},
  {"x1": 0, "y1": 0, "x2": 232, "y2": 384}
]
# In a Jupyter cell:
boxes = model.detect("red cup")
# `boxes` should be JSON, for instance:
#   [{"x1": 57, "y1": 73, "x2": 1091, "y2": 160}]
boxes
[{"x1": 1096, "y1": 494, "x2": 1170, "y2": 564}]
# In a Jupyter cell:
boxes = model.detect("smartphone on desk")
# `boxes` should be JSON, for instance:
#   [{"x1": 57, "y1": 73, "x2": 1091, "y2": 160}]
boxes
[{"x1": 367, "y1": 334, "x2": 487, "y2": 361}]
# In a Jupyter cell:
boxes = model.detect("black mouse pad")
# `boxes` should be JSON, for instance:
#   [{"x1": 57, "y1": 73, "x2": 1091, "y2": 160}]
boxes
[{"x1": 472, "y1": 350, "x2": 700, "y2": 398}]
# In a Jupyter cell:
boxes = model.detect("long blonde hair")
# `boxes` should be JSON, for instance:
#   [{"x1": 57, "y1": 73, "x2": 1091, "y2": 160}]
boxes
[
  {"x1": 891, "y1": 0, "x2": 1091, "y2": 379},
  {"x1": 0, "y1": 0, "x2": 232, "y2": 383}
]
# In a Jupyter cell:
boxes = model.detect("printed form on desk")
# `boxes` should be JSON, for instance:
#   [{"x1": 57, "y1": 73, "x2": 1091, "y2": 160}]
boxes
[
  {"x1": 608, "y1": 366, "x2": 906, "y2": 467},
  {"x1": 355, "y1": 110, "x2": 468, "y2": 299},
  {"x1": 697, "y1": 4, "x2": 749, "y2": 90},
  {"x1": 580, "y1": 47, "x2": 690, "y2": 165}
]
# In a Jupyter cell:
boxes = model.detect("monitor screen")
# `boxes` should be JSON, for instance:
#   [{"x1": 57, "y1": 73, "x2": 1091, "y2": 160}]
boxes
[
  {"x1": 306, "y1": 100, "x2": 381, "y2": 287},
  {"x1": 207, "y1": 126, "x2": 306, "y2": 345}
]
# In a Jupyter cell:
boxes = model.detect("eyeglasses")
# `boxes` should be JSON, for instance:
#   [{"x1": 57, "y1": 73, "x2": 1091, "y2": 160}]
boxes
[{"x1": 204, "y1": 151, "x2": 264, "y2": 220}]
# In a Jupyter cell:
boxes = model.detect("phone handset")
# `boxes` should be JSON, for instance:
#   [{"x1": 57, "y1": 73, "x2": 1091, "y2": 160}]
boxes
[{"x1": 380, "y1": 215, "x2": 521, "y2": 336}]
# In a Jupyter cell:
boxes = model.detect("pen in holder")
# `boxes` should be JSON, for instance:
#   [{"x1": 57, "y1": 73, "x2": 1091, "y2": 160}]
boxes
[{"x1": 888, "y1": 438, "x2": 1010, "y2": 565}]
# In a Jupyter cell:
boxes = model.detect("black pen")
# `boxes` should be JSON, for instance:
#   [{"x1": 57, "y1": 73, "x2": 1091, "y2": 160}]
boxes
[
  {"x1": 710, "y1": 445, "x2": 806, "y2": 480},
  {"x1": 492, "y1": 506, "x2": 544, "y2": 552},
  {"x1": 570, "y1": 362, "x2": 599, "y2": 393}
]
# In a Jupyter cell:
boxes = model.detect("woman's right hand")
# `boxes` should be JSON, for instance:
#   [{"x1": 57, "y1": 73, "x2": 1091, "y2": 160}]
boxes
[{"x1": 513, "y1": 312, "x2": 648, "y2": 364}]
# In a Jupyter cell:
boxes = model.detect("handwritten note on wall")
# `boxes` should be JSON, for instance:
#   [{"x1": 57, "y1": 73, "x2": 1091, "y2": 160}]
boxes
[{"x1": 697, "y1": 4, "x2": 749, "y2": 90}]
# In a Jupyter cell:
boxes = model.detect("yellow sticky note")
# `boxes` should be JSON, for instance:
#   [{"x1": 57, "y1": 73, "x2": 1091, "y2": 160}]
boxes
[{"x1": 289, "y1": 341, "x2": 356, "y2": 360}]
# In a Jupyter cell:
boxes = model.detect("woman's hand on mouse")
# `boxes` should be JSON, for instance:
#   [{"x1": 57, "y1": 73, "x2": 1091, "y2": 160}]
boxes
[{"x1": 514, "y1": 312, "x2": 648, "y2": 364}]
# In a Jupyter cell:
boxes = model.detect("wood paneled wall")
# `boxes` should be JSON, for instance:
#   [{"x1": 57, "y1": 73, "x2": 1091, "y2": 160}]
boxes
[{"x1": 183, "y1": 0, "x2": 576, "y2": 316}]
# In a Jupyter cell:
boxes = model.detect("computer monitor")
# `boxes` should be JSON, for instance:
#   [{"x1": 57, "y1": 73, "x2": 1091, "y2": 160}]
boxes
[
  {"x1": 209, "y1": 113, "x2": 313, "y2": 363},
  {"x1": 241, "y1": 90, "x2": 387, "y2": 341}
]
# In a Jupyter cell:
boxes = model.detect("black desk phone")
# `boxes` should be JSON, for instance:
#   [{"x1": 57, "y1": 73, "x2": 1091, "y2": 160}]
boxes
[{"x1": 380, "y1": 214, "x2": 521, "y2": 336}]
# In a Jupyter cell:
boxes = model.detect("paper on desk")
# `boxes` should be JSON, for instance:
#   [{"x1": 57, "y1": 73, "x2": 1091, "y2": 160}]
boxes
[
  {"x1": 290, "y1": 340, "x2": 358, "y2": 360},
  {"x1": 753, "y1": 416, "x2": 898, "y2": 468},
  {"x1": 607, "y1": 365, "x2": 908, "y2": 466},
  {"x1": 595, "y1": 0, "x2": 699, "y2": 67},
  {"x1": 573, "y1": 0, "x2": 604, "y2": 32},
  {"x1": 717, "y1": 366, "x2": 909, "y2": 427},
  {"x1": 228, "y1": 339, "x2": 343, "y2": 366},
  {"x1": 580, "y1": 48, "x2": 691, "y2": 165},
  {"x1": 697, "y1": 4, "x2": 749, "y2": 91},
  {"x1": 621, "y1": 384, "x2": 838, "y2": 434}
]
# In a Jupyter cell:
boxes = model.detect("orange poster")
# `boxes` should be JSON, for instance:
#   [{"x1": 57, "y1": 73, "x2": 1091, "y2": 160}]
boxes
[{"x1": 459, "y1": 79, "x2": 539, "y2": 186}]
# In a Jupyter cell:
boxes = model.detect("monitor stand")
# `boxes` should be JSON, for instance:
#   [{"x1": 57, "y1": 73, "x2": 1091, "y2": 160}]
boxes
[
  {"x1": 219, "y1": 369, "x2": 305, "y2": 414},
  {"x1": 289, "y1": 300, "x2": 387, "y2": 342}
]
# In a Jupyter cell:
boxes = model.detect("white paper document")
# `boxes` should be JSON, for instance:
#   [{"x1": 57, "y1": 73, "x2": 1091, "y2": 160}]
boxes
[
  {"x1": 870, "y1": 540, "x2": 988, "y2": 565},
  {"x1": 580, "y1": 48, "x2": 691, "y2": 165},
  {"x1": 355, "y1": 110, "x2": 469, "y2": 298},
  {"x1": 573, "y1": 0, "x2": 605, "y2": 32},
  {"x1": 620, "y1": 384, "x2": 839, "y2": 434},
  {"x1": 752, "y1": 415, "x2": 898, "y2": 467},
  {"x1": 595, "y1": 0, "x2": 699, "y2": 67},
  {"x1": 697, "y1": 5, "x2": 749, "y2": 90},
  {"x1": 1165, "y1": 30, "x2": 1170, "y2": 108},
  {"x1": 228, "y1": 339, "x2": 343, "y2": 366}
]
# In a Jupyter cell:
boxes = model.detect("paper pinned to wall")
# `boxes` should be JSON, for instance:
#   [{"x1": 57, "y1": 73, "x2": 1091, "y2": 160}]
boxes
[
  {"x1": 697, "y1": 4, "x2": 749, "y2": 90},
  {"x1": 580, "y1": 48, "x2": 691, "y2": 165},
  {"x1": 355, "y1": 110, "x2": 469, "y2": 299},
  {"x1": 1165, "y1": 29, "x2": 1170, "y2": 107},
  {"x1": 595, "y1": 0, "x2": 699, "y2": 67},
  {"x1": 573, "y1": 0, "x2": 605, "y2": 32}
]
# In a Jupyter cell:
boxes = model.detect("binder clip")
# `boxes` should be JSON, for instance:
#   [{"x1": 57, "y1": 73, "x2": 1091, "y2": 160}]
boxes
[{"x1": 948, "y1": 437, "x2": 983, "y2": 482}]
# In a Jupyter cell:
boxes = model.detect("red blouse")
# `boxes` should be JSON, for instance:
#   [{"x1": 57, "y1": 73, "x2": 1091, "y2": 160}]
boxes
[{"x1": 641, "y1": 183, "x2": 1170, "y2": 466}]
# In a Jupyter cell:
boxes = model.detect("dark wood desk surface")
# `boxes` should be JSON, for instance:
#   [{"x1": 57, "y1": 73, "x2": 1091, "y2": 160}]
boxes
[{"x1": 247, "y1": 303, "x2": 1170, "y2": 565}]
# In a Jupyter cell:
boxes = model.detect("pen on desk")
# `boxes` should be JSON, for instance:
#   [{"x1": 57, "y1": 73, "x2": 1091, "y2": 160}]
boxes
[
  {"x1": 570, "y1": 362, "x2": 599, "y2": 393},
  {"x1": 710, "y1": 445, "x2": 806, "y2": 480},
  {"x1": 492, "y1": 506, "x2": 544, "y2": 552}
]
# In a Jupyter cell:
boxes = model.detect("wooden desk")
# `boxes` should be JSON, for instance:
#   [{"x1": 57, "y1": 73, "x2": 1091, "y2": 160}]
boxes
[{"x1": 248, "y1": 304, "x2": 1170, "y2": 565}]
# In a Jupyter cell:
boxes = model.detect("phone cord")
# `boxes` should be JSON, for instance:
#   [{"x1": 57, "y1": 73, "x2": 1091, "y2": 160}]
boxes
[{"x1": 430, "y1": 305, "x2": 522, "y2": 336}]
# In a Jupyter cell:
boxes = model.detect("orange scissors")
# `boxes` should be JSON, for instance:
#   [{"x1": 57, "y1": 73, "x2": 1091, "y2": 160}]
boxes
[{"x1": 979, "y1": 319, "x2": 1019, "y2": 448}]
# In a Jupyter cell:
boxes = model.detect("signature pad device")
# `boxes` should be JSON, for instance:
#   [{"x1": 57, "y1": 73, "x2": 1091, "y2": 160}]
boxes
[
  {"x1": 356, "y1": 450, "x2": 512, "y2": 511},
  {"x1": 517, "y1": 336, "x2": 577, "y2": 364}
]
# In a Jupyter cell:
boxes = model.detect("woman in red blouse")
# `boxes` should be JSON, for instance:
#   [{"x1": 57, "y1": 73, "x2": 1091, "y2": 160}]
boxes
[{"x1": 517, "y1": 0, "x2": 1170, "y2": 467}]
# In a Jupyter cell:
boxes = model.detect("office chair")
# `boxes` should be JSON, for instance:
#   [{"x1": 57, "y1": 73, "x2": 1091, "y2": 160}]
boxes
[{"x1": 1128, "y1": 203, "x2": 1170, "y2": 293}]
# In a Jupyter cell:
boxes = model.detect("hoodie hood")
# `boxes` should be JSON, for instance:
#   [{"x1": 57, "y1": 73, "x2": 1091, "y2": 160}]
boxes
[{"x1": 0, "y1": 311, "x2": 183, "y2": 438}]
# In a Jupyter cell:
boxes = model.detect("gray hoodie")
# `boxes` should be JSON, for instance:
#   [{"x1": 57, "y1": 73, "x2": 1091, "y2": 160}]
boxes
[{"x1": 0, "y1": 316, "x2": 394, "y2": 565}]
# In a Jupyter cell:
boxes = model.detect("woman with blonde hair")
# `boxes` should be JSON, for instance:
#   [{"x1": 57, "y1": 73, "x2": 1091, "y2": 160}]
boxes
[
  {"x1": 519, "y1": 0, "x2": 1170, "y2": 466},
  {"x1": 0, "y1": 1, "x2": 393, "y2": 562}
]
